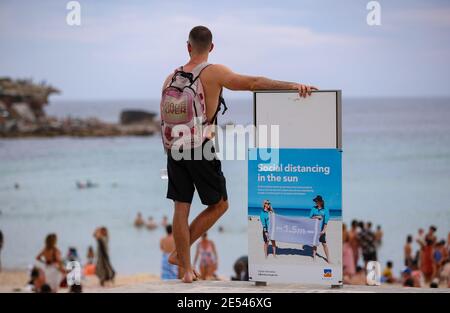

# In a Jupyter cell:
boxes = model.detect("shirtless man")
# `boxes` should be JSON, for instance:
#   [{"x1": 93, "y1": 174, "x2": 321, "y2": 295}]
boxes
[
  {"x1": 160, "y1": 225, "x2": 178, "y2": 280},
  {"x1": 162, "y1": 26, "x2": 317, "y2": 283}
]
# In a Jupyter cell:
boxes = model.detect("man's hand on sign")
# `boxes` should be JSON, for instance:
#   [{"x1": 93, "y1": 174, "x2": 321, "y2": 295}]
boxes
[{"x1": 296, "y1": 84, "x2": 318, "y2": 98}]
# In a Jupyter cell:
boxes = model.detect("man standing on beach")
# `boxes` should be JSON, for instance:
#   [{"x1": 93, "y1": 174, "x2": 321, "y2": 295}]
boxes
[{"x1": 162, "y1": 26, "x2": 317, "y2": 283}]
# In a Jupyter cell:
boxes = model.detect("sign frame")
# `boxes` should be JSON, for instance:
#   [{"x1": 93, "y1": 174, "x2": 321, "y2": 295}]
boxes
[
  {"x1": 250, "y1": 89, "x2": 343, "y2": 288},
  {"x1": 253, "y1": 90, "x2": 342, "y2": 149}
]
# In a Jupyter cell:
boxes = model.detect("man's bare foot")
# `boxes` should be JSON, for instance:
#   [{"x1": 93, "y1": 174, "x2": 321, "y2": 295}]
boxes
[
  {"x1": 182, "y1": 271, "x2": 194, "y2": 283},
  {"x1": 169, "y1": 250, "x2": 200, "y2": 279}
]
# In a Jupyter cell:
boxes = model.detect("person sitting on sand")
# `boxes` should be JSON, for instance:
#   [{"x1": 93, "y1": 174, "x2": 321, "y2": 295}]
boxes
[
  {"x1": 309, "y1": 195, "x2": 330, "y2": 263},
  {"x1": 146, "y1": 216, "x2": 158, "y2": 230},
  {"x1": 27, "y1": 267, "x2": 51, "y2": 293},
  {"x1": 35, "y1": 233, "x2": 65, "y2": 293},
  {"x1": 260, "y1": 200, "x2": 277, "y2": 258},
  {"x1": 194, "y1": 233, "x2": 218, "y2": 280},
  {"x1": 134, "y1": 212, "x2": 145, "y2": 228},
  {"x1": 440, "y1": 258, "x2": 450, "y2": 288},
  {"x1": 347, "y1": 266, "x2": 367, "y2": 285},
  {"x1": 381, "y1": 261, "x2": 396, "y2": 283},
  {"x1": 94, "y1": 227, "x2": 115, "y2": 287},
  {"x1": 83, "y1": 246, "x2": 96, "y2": 277},
  {"x1": 160, "y1": 225, "x2": 178, "y2": 280},
  {"x1": 231, "y1": 256, "x2": 248, "y2": 281}
]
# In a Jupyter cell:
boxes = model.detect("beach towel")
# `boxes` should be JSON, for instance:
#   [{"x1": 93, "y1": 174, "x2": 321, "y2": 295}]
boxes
[
  {"x1": 269, "y1": 214, "x2": 321, "y2": 246},
  {"x1": 161, "y1": 252, "x2": 178, "y2": 280}
]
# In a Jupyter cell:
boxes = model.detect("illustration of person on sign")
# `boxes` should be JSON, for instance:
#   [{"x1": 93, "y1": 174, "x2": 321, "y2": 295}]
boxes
[
  {"x1": 260, "y1": 200, "x2": 277, "y2": 258},
  {"x1": 309, "y1": 195, "x2": 331, "y2": 263}
]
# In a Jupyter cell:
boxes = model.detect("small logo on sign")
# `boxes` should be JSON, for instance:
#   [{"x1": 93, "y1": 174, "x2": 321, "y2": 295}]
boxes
[{"x1": 323, "y1": 269, "x2": 333, "y2": 278}]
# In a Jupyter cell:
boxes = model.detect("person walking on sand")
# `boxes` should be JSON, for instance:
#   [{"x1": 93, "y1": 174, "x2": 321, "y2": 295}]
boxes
[
  {"x1": 161, "y1": 26, "x2": 317, "y2": 283},
  {"x1": 160, "y1": 224, "x2": 178, "y2": 280},
  {"x1": 260, "y1": 200, "x2": 277, "y2": 258},
  {"x1": 309, "y1": 195, "x2": 330, "y2": 263},
  {"x1": 194, "y1": 233, "x2": 218, "y2": 280},
  {"x1": 35, "y1": 233, "x2": 64, "y2": 292},
  {"x1": 94, "y1": 227, "x2": 115, "y2": 287}
]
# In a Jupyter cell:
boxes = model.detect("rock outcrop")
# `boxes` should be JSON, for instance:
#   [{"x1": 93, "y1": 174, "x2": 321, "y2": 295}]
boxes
[{"x1": 0, "y1": 77, "x2": 160, "y2": 138}]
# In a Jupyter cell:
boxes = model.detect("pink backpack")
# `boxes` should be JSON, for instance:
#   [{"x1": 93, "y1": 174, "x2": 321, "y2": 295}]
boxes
[{"x1": 160, "y1": 62, "x2": 212, "y2": 150}]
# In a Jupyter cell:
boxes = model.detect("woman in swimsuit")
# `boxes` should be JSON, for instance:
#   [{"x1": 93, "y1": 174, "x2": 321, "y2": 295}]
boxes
[{"x1": 194, "y1": 233, "x2": 218, "y2": 280}]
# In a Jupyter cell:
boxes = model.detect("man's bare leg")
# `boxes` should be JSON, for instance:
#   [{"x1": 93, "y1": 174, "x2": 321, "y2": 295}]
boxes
[
  {"x1": 172, "y1": 201, "x2": 194, "y2": 283},
  {"x1": 169, "y1": 198, "x2": 228, "y2": 267}
]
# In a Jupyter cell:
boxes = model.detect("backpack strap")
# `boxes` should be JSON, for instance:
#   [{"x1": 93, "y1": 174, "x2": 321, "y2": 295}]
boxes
[
  {"x1": 211, "y1": 88, "x2": 228, "y2": 125},
  {"x1": 189, "y1": 62, "x2": 210, "y2": 87}
]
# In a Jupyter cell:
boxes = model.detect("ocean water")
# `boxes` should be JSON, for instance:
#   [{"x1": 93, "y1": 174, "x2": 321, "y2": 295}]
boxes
[{"x1": 1, "y1": 97, "x2": 450, "y2": 277}]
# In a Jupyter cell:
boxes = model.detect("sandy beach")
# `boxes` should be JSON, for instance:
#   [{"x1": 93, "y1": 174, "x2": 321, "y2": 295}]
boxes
[{"x1": 0, "y1": 269, "x2": 159, "y2": 293}]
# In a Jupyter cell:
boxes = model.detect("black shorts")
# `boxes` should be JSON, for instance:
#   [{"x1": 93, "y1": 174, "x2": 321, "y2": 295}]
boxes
[
  {"x1": 319, "y1": 232, "x2": 327, "y2": 244},
  {"x1": 166, "y1": 140, "x2": 228, "y2": 206},
  {"x1": 319, "y1": 224, "x2": 327, "y2": 243},
  {"x1": 262, "y1": 229, "x2": 269, "y2": 243}
]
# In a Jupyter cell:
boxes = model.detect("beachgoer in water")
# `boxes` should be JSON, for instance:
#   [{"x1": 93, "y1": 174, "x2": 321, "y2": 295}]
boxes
[
  {"x1": 94, "y1": 227, "x2": 115, "y2": 286},
  {"x1": 160, "y1": 225, "x2": 178, "y2": 280},
  {"x1": 35, "y1": 233, "x2": 64, "y2": 292},
  {"x1": 134, "y1": 212, "x2": 145, "y2": 228},
  {"x1": 161, "y1": 215, "x2": 169, "y2": 228},
  {"x1": 194, "y1": 233, "x2": 218, "y2": 280},
  {"x1": 146, "y1": 216, "x2": 158, "y2": 230}
]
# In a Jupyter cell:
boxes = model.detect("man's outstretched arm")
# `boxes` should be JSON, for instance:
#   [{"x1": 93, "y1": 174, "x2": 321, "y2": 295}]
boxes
[{"x1": 214, "y1": 64, "x2": 318, "y2": 97}]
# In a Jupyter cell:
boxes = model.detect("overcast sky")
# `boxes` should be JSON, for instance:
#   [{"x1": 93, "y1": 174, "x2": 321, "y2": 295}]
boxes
[{"x1": 1, "y1": 0, "x2": 449, "y2": 100}]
